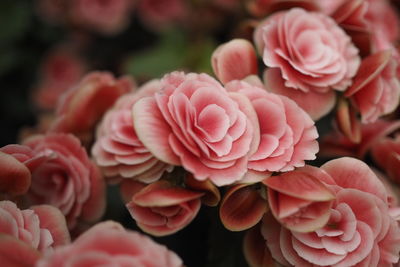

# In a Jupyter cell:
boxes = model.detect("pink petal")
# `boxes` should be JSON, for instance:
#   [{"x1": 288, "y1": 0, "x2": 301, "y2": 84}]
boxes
[
  {"x1": 0, "y1": 152, "x2": 31, "y2": 196},
  {"x1": 220, "y1": 183, "x2": 267, "y2": 231},
  {"x1": 132, "y1": 97, "x2": 180, "y2": 165},
  {"x1": 212, "y1": 39, "x2": 258, "y2": 84},
  {"x1": 321, "y1": 157, "x2": 388, "y2": 202},
  {"x1": 132, "y1": 180, "x2": 203, "y2": 207},
  {"x1": 0, "y1": 234, "x2": 40, "y2": 267},
  {"x1": 264, "y1": 68, "x2": 336, "y2": 120}
]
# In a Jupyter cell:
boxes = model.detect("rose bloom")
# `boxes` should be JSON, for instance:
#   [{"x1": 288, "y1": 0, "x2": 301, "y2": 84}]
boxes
[
  {"x1": 125, "y1": 180, "x2": 202, "y2": 236},
  {"x1": 260, "y1": 157, "x2": 400, "y2": 266},
  {"x1": 17, "y1": 133, "x2": 105, "y2": 229},
  {"x1": 133, "y1": 72, "x2": 259, "y2": 186},
  {"x1": 33, "y1": 47, "x2": 86, "y2": 111},
  {"x1": 37, "y1": 221, "x2": 183, "y2": 267},
  {"x1": 345, "y1": 50, "x2": 400, "y2": 123},
  {"x1": 0, "y1": 200, "x2": 70, "y2": 252},
  {"x1": 50, "y1": 71, "x2": 132, "y2": 143},
  {"x1": 254, "y1": 8, "x2": 360, "y2": 93},
  {"x1": 92, "y1": 80, "x2": 173, "y2": 184},
  {"x1": 226, "y1": 80, "x2": 318, "y2": 174},
  {"x1": 254, "y1": 8, "x2": 360, "y2": 118},
  {"x1": 69, "y1": 0, "x2": 133, "y2": 35}
]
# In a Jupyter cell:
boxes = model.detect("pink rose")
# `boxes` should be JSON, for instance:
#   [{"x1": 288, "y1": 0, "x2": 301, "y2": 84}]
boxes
[
  {"x1": 50, "y1": 71, "x2": 132, "y2": 143},
  {"x1": 261, "y1": 158, "x2": 400, "y2": 266},
  {"x1": 37, "y1": 221, "x2": 183, "y2": 267},
  {"x1": 226, "y1": 80, "x2": 319, "y2": 174},
  {"x1": 70, "y1": 0, "x2": 133, "y2": 35},
  {"x1": 133, "y1": 72, "x2": 259, "y2": 186},
  {"x1": 254, "y1": 8, "x2": 360, "y2": 117},
  {"x1": 125, "y1": 180, "x2": 202, "y2": 236},
  {"x1": 345, "y1": 50, "x2": 400, "y2": 123},
  {"x1": 0, "y1": 200, "x2": 70, "y2": 252},
  {"x1": 137, "y1": 0, "x2": 187, "y2": 31},
  {"x1": 92, "y1": 80, "x2": 173, "y2": 184},
  {"x1": 18, "y1": 133, "x2": 105, "y2": 229},
  {"x1": 33, "y1": 47, "x2": 86, "y2": 111}
]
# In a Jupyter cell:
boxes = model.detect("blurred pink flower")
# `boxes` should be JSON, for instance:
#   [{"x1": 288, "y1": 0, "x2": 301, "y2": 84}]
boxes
[
  {"x1": 70, "y1": 0, "x2": 134, "y2": 35},
  {"x1": 37, "y1": 221, "x2": 183, "y2": 267},
  {"x1": 50, "y1": 71, "x2": 132, "y2": 143},
  {"x1": 33, "y1": 48, "x2": 86, "y2": 111},
  {"x1": 261, "y1": 157, "x2": 400, "y2": 266},
  {"x1": 0, "y1": 200, "x2": 70, "y2": 252},
  {"x1": 372, "y1": 134, "x2": 400, "y2": 185},
  {"x1": 125, "y1": 180, "x2": 202, "y2": 236},
  {"x1": 254, "y1": 8, "x2": 360, "y2": 119},
  {"x1": 132, "y1": 72, "x2": 259, "y2": 186},
  {"x1": 345, "y1": 50, "x2": 400, "y2": 123},
  {"x1": 92, "y1": 80, "x2": 173, "y2": 184},
  {"x1": 0, "y1": 149, "x2": 31, "y2": 196},
  {"x1": 18, "y1": 133, "x2": 105, "y2": 229},
  {"x1": 212, "y1": 39, "x2": 258, "y2": 84},
  {"x1": 226, "y1": 80, "x2": 319, "y2": 175},
  {"x1": 137, "y1": 0, "x2": 187, "y2": 30}
]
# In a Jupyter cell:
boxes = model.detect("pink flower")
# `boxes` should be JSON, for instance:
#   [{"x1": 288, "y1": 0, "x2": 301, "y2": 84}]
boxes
[
  {"x1": 125, "y1": 180, "x2": 202, "y2": 236},
  {"x1": 226, "y1": 80, "x2": 319, "y2": 174},
  {"x1": 33, "y1": 47, "x2": 86, "y2": 111},
  {"x1": 264, "y1": 165, "x2": 336, "y2": 233},
  {"x1": 0, "y1": 200, "x2": 70, "y2": 251},
  {"x1": 70, "y1": 0, "x2": 133, "y2": 35},
  {"x1": 254, "y1": 8, "x2": 360, "y2": 117},
  {"x1": 211, "y1": 39, "x2": 258, "y2": 84},
  {"x1": 0, "y1": 149, "x2": 31, "y2": 196},
  {"x1": 137, "y1": 0, "x2": 187, "y2": 31},
  {"x1": 37, "y1": 221, "x2": 183, "y2": 267},
  {"x1": 50, "y1": 71, "x2": 132, "y2": 143},
  {"x1": 132, "y1": 72, "x2": 259, "y2": 186},
  {"x1": 92, "y1": 80, "x2": 173, "y2": 184},
  {"x1": 19, "y1": 133, "x2": 105, "y2": 229},
  {"x1": 261, "y1": 157, "x2": 400, "y2": 266},
  {"x1": 345, "y1": 50, "x2": 400, "y2": 123}
]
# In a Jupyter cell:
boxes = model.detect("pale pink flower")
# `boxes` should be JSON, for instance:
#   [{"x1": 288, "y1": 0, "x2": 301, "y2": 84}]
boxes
[
  {"x1": 226, "y1": 80, "x2": 319, "y2": 174},
  {"x1": 254, "y1": 7, "x2": 360, "y2": 94},
  {"x1": 92, "y1": 80, "x2": 173, "y2": 184},
  {"x1": 20, "y1": 133, "x2": 105, "y2": 229},
  {"x1": 33, "y1": 48, "x2": 86, "y2": 111},
  {"x1": 132, "y1": 72, "x2": 259, "y2": 186},
  {"x1": 212, "y1": 39, "x2": 258, "y2": 84},
  {"x1": 37, "y1": 221, "x2": 183, "y2": 267},
  {"x1": 345, "y1": 50, "x2": 400, "y2": 123},
  {"x1": 70, "y1": 0, "x2": 133, "y2": 35},
  {"x1": 261, "y1": 157, "x2": 400, "y2": 266},
  {"x1": 0, "y1": 200, "x2": 70, "y2": 252},
  {"x1": 50, "y1": 71, "x2": 132, "y2": 142},
  {"x1": 125, "y1": 180, "x2": 202, "y2": 236}
]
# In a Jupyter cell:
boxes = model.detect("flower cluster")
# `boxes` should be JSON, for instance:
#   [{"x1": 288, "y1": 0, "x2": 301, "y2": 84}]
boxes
[{"x1": 1, "y1": 0, "x2": 400, "y2": 266}]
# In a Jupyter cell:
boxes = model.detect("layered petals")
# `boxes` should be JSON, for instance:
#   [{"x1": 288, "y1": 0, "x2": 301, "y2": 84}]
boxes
[
  {"x1": 133, "y1": 72, "x2": 260, "y2": 186},
  {"x1": 126, "y1": 180, "x2": 203, "y2": 236},
  {"x1": 254, "y1": 8, "x2": 360, "y2": 93},
  {"x1": 36, "y1": 221, "x2": 183, "y2": 267},
  {"x1": 92, "y1": 80, "x2": 173, "y2": 184}
]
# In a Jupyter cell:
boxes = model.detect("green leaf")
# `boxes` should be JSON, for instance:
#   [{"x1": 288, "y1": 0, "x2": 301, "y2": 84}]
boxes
[{"x1": 124, "y1": 30, "x2": 187, "y2": 79}]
